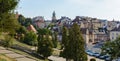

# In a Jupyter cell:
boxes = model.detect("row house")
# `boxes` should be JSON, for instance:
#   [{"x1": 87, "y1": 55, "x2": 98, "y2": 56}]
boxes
[
  {"x1": 32, "y1": 16, "x2": 45, "y2": 29},
  {"x1": 72, "y1": 16, "x2": 109, "y2": 44},
  {"x1": 110, "y1": 24, "x2": 120, "y2": 41},
  {"x1": 107, "y1": 20, "x2": 119, "y2": 31},
  {"x1": 57, "y1": 16, "x2": 72, "y2": 34}
]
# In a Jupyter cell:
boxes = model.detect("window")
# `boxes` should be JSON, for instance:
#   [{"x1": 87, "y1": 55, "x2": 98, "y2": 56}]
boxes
[
  {"x1": 116, "y1": 33, "x2": 118, "y2": 36},
  {"x1": 112, "y1": 33, "x2": 114, "y2": 36},
  {"x1": 112, "y1": 37, "x2": 114, "y2": 39}
]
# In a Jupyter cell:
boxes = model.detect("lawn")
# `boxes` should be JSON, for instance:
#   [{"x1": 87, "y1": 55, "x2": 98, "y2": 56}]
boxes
[
  {"x1": 8, "y1": 48, "x2": 44, "y2": 61},
  {"x1": 0, "y1": 33, "x2": 5, "y2": 40},
  {"x1": 0, "y1": 33, "x2": 33, "y2": 49},
  {"x1": 0, "y1": 54, "x2": 16, "y2": 61},
  {"x1": 52, "y1": 42, "x2": 62, "y2": 56}
]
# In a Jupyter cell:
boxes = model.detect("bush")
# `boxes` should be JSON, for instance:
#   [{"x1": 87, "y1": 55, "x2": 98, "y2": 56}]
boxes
[
  {"x1": 23, "y1": 31, "x2": 37, "y2": 46},
  {"x1": 3, "y1": 35, "x2": 13, "y2": 48},
  {"x1": 90, "y1": 58, "x2": 96, "y2": 61}
]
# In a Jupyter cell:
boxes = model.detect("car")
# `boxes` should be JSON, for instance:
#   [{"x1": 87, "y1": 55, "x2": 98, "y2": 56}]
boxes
[
  {"x1": 104, "y1": 55, "x2": 110, "y2": 58},
  {"x1": 99, "y1": 54, "x2": 110, "y2": 59},
  {"x1": 99, "y1": 55, "x2": 106, "y2": 59},
  {"x1": 85, "y1": 50, "x2": 94, "y2": 56},
  {"x1": 105, "y1": 57, "x2": 111, "y2": 61},
  {"x1": 93, "y1": 53, "x2": 100, "y2": 57}
]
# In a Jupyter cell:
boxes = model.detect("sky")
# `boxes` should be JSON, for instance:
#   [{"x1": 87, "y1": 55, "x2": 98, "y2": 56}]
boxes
[{"x1": 17, "y1": 0, "x2": 120, "y2": 20}]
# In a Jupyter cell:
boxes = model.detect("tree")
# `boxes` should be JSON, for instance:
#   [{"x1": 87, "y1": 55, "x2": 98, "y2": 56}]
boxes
[
  {"x1": 18, "y1": 14, "x2": 26, "y2": 26},
  {"x1": 16, "y1": 26, "x2": 28, "y2": 41},
  {"x1": 17, "y1": 26, "x2": 28, "y2": 34},
  {"x1": 0, "y1": 13, "x2": 20, "y2": 34},
  {"x1": 61, "y1": 23, "x2": 87, "y2": 61},
  {"x1": 61, "y1": 27, "x2": 69, "y2": 49},
  {"x1": 0, "y1": 0, "x2": 19, "y2": 13},
  {"x1": 0, "y1": 0, "x2": 20, "y2": 34},
  {"x1": 101, "y1": 36, "x2": 120, "y2": 61},
  {"x1": 60, "y1": 27, "x2": 70, "y2": 61},
  {"x1": 52, "y1": 32, "x2": 58, "y2": 48},
  {"x1": 24, "y1": 31, "x2": 37, "y2": 46},
  {"x1": 24, "y1": 18, "x2": 32, "y2": 27},
  {"x1": 37, "y1": 29, "x2": 53, "y2": 60}
]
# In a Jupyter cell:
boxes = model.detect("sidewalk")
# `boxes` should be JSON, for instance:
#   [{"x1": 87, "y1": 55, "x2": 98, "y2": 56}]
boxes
[
  {"x1": 48, "y1": 55, "x2": 104, "y2": 61},
  {"x1": 0, "y1": 46, "x2": 36, "y2": 61}
]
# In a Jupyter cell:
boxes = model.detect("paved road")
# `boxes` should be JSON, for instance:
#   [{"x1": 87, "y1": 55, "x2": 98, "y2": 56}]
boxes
[
  {"x1": 0, "y1": 46, "x2": 36, "y2": 61},
  {"x1": 48, "y1": 48, "x2": 104, "y2": 61},
  {"x1": 48, "y1": 55, "x2": 104, "y2": 61}
]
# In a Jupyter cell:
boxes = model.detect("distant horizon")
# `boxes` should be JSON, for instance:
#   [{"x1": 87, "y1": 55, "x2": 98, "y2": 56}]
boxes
[{"x1": 17, "y1": 0, "x2": 120, "y2": 21}]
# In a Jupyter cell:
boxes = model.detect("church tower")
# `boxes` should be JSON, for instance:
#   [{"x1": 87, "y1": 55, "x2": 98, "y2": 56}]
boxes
[{"x1": 52, "y1": 11, "x2": 57, "y2": 23}]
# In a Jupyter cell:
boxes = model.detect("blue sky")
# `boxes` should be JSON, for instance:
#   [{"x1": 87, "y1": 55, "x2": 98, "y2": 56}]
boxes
[{"x1": 17, "y1": 0, "x2": 120, "y2": 20}]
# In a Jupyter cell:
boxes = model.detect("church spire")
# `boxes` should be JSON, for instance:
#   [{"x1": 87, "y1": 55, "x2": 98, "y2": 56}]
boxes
[
  {"x1": 52, "y1": 11, "x2": 57, "y2": 23},
  {"x1": 53, "y1": 11, "x2": 56, "y2": 17}
]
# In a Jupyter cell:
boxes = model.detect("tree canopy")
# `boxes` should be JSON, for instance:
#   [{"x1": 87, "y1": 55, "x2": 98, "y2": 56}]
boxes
[
  {"x1": 0, "y1": 0, "x2": 20, "y2": 34},
  {"x1": 37, "y1": 29, "x2": 53, "y2": 59},
  {"x1": 101, "y1": 36, "x2": 120, "y2": 60},
  {"x1": 60, "y1": 23, "x2": 87, "y2": 61},
  {"x1": 0, "y1": 0, "x2": 19, "y2": 13}
]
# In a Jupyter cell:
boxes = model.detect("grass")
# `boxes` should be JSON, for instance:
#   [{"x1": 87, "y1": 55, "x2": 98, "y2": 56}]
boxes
[
  {"x1": 0, "y1": 54, "x2": 16, "y2": 61},
  {"x1": 8, "y1": 48, "x2": 44, "y2": 61},
  {"x1": 52, "y1": 49, "x2": 60, "y2": 56},
  {"x1": 56, "y1": 42, "x2": 62, "y2": 49},
  {"x1": 0, "y1": 33, "x2": 33, "y2": 49},
  {"x1": 12, "y1": 39, "x2": 33, "y2": 49},
  {"x1": 52, "y1": 42, "x2": 62, "y2": 56},
  {"x1": 0, "y1": 34, "x2": 43, "y2": 61}
]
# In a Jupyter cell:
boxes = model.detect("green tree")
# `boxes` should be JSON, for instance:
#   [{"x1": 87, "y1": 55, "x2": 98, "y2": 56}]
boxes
[
  {"x1": 16, "y1": 26, "x2": 28, "y2": 41},
  {"x1": 101, "y1": 36, "x2": 120, "y2": 61},
  {"x1": 61, "y1": 23, "x2": 87, "y2": 61},
  {"x1": 0, "y1": 0, "x2": 20, "y2": 49},
  {"x1": 61, "y1": 27, "x2": 69, "y2": 49},
  {"x1": 18, "y1": 14, "x2": 26, "y2": 26},
  {"x1": 52, "y1": 32, "x2": 58, "y2": 48},
  {"x1": 24, "y1": 31, "x2": 37, "y2": 46},
  {"x1": 37, "y1": 29, "x2": 53, "y2": 60},
  {"x1": 60, "y1": 27, "x2": 70, "y2": 61},
  {"x1": 0, "y1": 0, "x2": 19, "y2": 13},
  {"x1": 24, "y1": 18, "x2": 32, "y2": 27},
  {"x1": 0, "y1": 13, "x2": 20, "y2": 34},
  {"x1": 0, "y1": 0, "x2": 20, "y2": 34},
  {"x1": 17, "y1": 26, "x2": 28, "y2": 34}
]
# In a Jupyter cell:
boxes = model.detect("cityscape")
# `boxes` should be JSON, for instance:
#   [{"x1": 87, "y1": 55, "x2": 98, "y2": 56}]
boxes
[{"x1": 0, "y1": 0, "x2": 120, "y2": 61}]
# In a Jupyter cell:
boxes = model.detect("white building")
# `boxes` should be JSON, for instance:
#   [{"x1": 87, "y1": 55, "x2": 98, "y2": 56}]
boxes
[
  {"x1": 32, "y1": 16, "x2": 45, "y2": 29},
  {"x1": 110, "y1": 24, "x2": 120, "y2": 41}
]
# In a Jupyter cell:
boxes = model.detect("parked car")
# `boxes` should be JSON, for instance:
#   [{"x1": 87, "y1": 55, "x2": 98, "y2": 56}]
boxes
[
  {"x1": 105, "y1": 57, "x2": 111, "y2": 61},
  {"x1": 86, "y1": 50, "x2": 94, "y2": 56},
  {"x1": 93, "y1": 53, "x2": 100, "y2": 57},
  {"x1": 99, "y1": 55, "x2": 106, "y2": 59}
]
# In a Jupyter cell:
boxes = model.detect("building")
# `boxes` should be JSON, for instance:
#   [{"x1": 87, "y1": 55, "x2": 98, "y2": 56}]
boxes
[
  {"x1": 57, "y1": 16, "x2": 72, "y2": 33},
  {"x1": 72, "y1": 16, "x2": 110, "y2": 44},
  {"x1": 27, "y1": 24, "x2": 37, "y2": 33},
  {"x1": 107, "y1": 20, "x2": 119, "y2": 31},
  {"x1": 110, "y1": 24, "x2": 120, "y2": 41},
  {"x1": 52, "y1": 11, "x2": 57, "y2": 23},
  {"x1": 32, "y1": 16, "x2": 45, "y2": 29}
]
